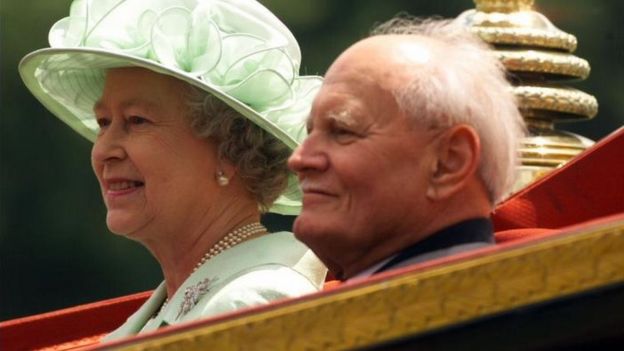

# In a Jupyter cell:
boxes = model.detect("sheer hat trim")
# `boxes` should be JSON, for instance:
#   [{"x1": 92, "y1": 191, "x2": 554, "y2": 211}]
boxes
[{"x1": 19, "y1": 0, "x2": 322, "y2": 215}]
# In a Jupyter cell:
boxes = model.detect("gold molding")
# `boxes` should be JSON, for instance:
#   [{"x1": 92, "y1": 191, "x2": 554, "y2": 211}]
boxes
[
  {"x1": 110, "y1": 217, "x2": 624, "y2": 351},
  {"x1": 514, "y1": 85, "x2": 598, "y2": 120},
  {"x1": 496, "y1": 50, "x2": 590, "y2": 79},
  {"x1": 474, "y1": 27, "x2": 577, "y2": 52},
  {"x1": 519, "y1": 128, "x2": 593, "y2": 167},
  {"x1": 474, "y1": 0, "x2": 535, "y2": 13}
]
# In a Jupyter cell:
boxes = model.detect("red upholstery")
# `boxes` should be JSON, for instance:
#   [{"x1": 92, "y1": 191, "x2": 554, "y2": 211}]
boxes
[
  {"x1": 495, "y1": 228, "x2": 558, "y2": 243},
  {"x1": 2, "y1": 128, "x2": 622, "y2": 350},
  {"x1": 492, "y1": 128, "x2": 624, "y2": 231},
  {"x1": 0, "y1": 291, "x2": 150, "y2": 351},
  {"x1": 322, "y1": 280, "x2": 342, "y2": 290}
]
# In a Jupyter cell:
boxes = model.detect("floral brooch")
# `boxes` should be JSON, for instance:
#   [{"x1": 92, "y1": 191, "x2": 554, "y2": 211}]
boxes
[{"x1": 176, "y1": 277, "x2": 219, "y2": 319}]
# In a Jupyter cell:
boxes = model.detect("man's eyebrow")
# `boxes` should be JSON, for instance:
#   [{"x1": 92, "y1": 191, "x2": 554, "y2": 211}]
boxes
[{"x1": 327, "y1": 109, "x2": 356, "y2": 127}]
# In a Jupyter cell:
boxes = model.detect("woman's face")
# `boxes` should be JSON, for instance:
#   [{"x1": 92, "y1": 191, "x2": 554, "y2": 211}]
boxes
[{"x1": 91, "y1": 67, "x2": 222, "y2": 240}]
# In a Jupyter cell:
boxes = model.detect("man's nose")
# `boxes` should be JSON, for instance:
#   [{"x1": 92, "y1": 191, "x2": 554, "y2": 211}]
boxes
[{"x1": 288, "y1": 134, "x2": 328, "y2": 174}]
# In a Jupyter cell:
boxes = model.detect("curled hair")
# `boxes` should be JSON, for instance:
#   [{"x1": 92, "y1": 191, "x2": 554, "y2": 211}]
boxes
[
  {"x1": 372, "y1": 16, "x2": 526, "y2": 204},
  {"x1": 184, "y1": 86, "x2": 291, "y2": 212}
]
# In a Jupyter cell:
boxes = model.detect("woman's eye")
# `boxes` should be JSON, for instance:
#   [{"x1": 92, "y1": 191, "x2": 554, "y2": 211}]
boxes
[{"x1": 96, "y1": 117, "x2": 111, "y2": 128}]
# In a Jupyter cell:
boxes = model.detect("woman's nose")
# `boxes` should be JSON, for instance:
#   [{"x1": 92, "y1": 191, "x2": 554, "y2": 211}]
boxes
[
  {"x1": 91, "y1": 124, "x2": 127, "y2": 165},
  {"x1": 288, "y1": 134, "x2": 328, "y2": 175}
]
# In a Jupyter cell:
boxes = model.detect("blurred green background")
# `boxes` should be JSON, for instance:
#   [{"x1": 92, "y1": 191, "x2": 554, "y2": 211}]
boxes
[{"x1": 1, "y1": 0, "x2": 622, "y2": 320}]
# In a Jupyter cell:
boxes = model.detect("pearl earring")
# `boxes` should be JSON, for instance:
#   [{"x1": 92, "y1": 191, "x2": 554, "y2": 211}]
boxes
[{"x1": 216, "y1": 171, "x2": 229, "y2": 186}]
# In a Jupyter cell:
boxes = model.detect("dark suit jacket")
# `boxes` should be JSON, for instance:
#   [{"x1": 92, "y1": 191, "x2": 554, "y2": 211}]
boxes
[{"x1": 375, "y1": 218, "x2": 494, "y2": 274}]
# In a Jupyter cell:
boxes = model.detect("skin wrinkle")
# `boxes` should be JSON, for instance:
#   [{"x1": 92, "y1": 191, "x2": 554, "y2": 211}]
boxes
[
  {"x1": 289, "y1": 34, "x2": 494, "y2": 279},
  {"x1": 92, "y1": 67, "x2": 261, "y2": 297}
]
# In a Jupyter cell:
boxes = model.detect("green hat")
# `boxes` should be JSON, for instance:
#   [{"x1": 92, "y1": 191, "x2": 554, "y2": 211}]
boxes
[{"x1": 19, "y1": 0, "x2": 322, "y2": 215}]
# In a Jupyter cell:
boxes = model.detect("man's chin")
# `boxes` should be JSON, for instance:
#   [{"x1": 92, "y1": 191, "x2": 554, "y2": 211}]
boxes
[{"x1": 292, "y1": 214, "x2": 325, "y2": 241}]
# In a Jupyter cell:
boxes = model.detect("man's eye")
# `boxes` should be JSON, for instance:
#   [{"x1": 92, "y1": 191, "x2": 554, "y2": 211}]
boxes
[
  {"x1": 333, "y1": 127, "x2": 355, "y2": 136},
  {"x1": 332, "y1": 128, "x2": 358, "y2": 143},
  {"x1": 128, "y1": 116, "x2": 148, "y2": 125}
]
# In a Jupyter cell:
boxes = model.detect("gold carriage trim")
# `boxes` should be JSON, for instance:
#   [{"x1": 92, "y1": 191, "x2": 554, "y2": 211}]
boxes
[
  {"x1": 520, "y1": 153, "x2": 584, "y2": 167},
  {"x1": 473, "y1": 27, "x2": 577, "y2": 52},
  {"x1": 496, "y1": 50, "x2": 590, "y2": 79},
  {"x1": 475, "y1": 0, "x2": 535, "y2": 12},
  {"x1": 514, "y1": 86, "x2": 598, "y2": 120},
  {"x1": 519, "y1": 138, "x2": 588, "y2": 166},
  {"x1": 112, "y1": 217, "x2": 624, "y2": 351}
]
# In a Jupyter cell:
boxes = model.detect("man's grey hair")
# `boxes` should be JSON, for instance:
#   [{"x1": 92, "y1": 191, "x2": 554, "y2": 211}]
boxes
[
  {"x1": 371, "y1": 16, "x2": 526, "y2": 204},
  {"x1": 184, "y1": 86, "x2": 291, "y2": 212}
]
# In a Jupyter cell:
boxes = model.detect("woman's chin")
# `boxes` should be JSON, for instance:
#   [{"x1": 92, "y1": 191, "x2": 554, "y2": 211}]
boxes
[
  {"x1": 105, "y1": 214, "x2": 139, "y2": 237},
  {"x1": 106, "y1": 223, "x2": 132, "y2": 236}
]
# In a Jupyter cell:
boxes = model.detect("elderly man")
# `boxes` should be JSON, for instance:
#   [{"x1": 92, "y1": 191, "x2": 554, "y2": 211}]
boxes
[{"x1": 288, "y1": 17, "x2": 525, "y2": 280}]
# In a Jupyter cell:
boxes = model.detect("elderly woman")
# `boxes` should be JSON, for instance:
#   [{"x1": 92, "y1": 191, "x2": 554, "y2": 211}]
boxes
[{"x1": 19, "y1": 0, "x2": 326, "y2": 340}]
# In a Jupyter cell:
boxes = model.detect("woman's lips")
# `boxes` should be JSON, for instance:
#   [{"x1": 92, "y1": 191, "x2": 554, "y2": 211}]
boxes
[{"x1": 105, "y1": 179, "x2": 144, "y2": 196}]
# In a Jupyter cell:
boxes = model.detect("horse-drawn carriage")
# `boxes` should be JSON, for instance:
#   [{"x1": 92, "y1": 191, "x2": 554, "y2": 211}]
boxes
[{"x1": 2, "y1": 0, "x2": 622, "y2": 349}]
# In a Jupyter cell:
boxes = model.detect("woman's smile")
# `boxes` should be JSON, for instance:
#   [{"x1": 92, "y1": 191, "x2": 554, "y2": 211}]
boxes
[
  {"x1": 105, "y1": 179, "x2": 145, "y2": 196},
  {"x1": 91, "y1": 68, "x2": 224, "y2": 237},
  {"x1": 107, "y1": 179, "x2": 144, "y2": 191},
  {"x1": 102, "y1": 178, "x2": 146, "y2": 211}
]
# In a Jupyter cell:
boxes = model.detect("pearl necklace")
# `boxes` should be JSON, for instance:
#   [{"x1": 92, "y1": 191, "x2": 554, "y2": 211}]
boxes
[
  {"x1": 158, "y1": 222, "x2": 267, "y2": 314},
  {"x1": 192, "y1": 222, "x2": 267, "y2": 272}
]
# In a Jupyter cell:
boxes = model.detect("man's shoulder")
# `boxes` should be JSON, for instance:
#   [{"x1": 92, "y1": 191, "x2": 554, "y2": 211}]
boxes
[
  {"x1": 389, "y1": 242, "x2": 492, "y2": 271},
  {"x1": 378, "y1": 218, "x2": 494, "y2": 273}
]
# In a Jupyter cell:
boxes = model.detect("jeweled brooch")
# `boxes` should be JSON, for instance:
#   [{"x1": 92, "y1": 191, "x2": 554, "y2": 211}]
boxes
[{"x1": 176, "y1": 277, "x2": 218, "y2": 319}]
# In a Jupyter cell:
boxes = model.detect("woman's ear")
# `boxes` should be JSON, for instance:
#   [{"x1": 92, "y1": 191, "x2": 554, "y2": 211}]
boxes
[
  {"x1": 214, "y1": 152, "x2": 239, "y2": 186},
  {"x1": 218, "y1": 158, "x2": 238, "y2": 179},
  {"x1": 426, "y1": 124, "x2": 481, "y2": 201}
]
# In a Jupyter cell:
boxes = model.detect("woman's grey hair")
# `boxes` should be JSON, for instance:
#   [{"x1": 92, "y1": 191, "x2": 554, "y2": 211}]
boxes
[
  {"x1": 183, "y1": 86, "x2": 291, "y2": 212},
  {"x1": 371, "y1": 16, "x2": 526, "y2": 204}
]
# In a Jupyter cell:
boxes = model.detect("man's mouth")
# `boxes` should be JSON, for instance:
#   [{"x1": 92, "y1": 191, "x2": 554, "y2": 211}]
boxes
[{"x1": 301, "y1": 183, "x2": 335, "y2": 197}]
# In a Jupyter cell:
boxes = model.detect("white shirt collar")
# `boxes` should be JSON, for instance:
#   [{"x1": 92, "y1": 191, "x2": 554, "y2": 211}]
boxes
[{"x1": 346, "y1": 254, "x2": 398, "y2": 282}]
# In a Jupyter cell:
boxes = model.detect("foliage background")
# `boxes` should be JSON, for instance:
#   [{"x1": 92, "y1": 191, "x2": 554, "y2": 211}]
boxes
[{"x1": 1, "y1": 0, "x2": 622, "y2": 320}]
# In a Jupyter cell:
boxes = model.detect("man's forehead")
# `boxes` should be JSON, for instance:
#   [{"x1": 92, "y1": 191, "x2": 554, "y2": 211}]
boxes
[
  {"x1": 308, "y1": 78, "x2": 401, "y2": 130},
  {"x1": 326, "y1": 35, "x2": 435, "y2": 92},
  {"x1": 308, "y1": 86, "x2": 363, "y2": 124},
  {"x1": 353, "y1": 35, "x2": 434, "y2": 59}
]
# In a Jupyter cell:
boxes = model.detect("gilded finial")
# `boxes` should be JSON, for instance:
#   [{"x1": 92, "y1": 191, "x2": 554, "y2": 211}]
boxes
[
  {"x1": 474, "y1": 0, "x2": 535, "y2": 13},
  {"x1": 459, "y1": 0, "x2": 598, "y2": 192}
]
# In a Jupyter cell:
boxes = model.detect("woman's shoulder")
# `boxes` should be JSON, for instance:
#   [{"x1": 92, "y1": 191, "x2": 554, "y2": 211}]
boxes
[
  {"x1": 176, "y1": 233, "x2": 327, "y2": 322},
  {"x1": 190, "y1": 231, "x2": 325, "y2": 286},
  {"x1": 180, "y1": 266, "x2": 320, "y2": 322},
  {"x1": 215, "y1": 231, "x2": 323, "y2": 276},
  {"x1": 241, "y1": 231, "x2": 306, "y2": 253}
]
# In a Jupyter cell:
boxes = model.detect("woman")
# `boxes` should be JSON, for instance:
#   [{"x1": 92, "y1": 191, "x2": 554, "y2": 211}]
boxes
[{"x1": 19, "y1": 0, "x2": 326, "y2": 341}]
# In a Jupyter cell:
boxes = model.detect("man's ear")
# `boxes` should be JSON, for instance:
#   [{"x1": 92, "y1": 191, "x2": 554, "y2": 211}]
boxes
[{"x1": 426, "y1": 124, "x2": 481, "y2": 201}]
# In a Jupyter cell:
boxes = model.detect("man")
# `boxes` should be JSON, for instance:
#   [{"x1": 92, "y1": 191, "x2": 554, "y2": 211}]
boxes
[{"x1": 288, "y1": 17, "x2": 525, "y2": 281}]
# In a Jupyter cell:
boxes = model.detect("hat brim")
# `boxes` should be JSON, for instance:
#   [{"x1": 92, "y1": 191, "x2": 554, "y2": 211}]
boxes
[
  {"x1": 19, "y1": 47, "x2": 310, "y2": 148},
  {"x1": 19, "y1": 47, "x2": 318, "y2": 215}
]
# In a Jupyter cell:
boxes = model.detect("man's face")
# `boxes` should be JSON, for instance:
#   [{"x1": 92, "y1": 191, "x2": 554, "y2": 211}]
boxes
[{"x1": 288, "y1": 45, "x2": 441, "y2": 278}]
